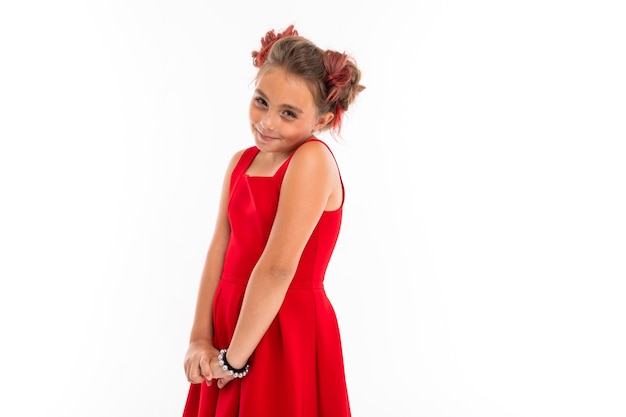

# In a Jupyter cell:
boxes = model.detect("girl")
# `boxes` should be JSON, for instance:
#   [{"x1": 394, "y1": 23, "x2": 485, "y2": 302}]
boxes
[{"x1": 183, "y1": 25, "x2": 364, "y2": 417}]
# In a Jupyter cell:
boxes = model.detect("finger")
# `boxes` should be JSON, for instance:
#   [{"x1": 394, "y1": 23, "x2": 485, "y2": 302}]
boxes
[
  {"x1": 217, "y1": 376, "x2": 235, "y2": 389},
  {"x1": 186, "y1": 368, "x2": 203, "y2": 384},
  {"x1": 183, "y1": 359, "x2": 192, "y2": 380},
  {"x1": 188, "y1": 363, "x2": 206, "y2": 384},
  {"x1": 185, "y1": 356, "x2": 206, "y2": 384},
  {"x1": 199, "y1": 355, "x2": 212, "y2": 381}
]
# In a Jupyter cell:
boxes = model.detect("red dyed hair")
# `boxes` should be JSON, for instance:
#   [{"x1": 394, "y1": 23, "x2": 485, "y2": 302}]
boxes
[
  {"x1": 251, "y1": 25, "x2": 299, "y2": 68},
  {"x1": 323, "y1": 51, "x2": 352, "y2": 134}
]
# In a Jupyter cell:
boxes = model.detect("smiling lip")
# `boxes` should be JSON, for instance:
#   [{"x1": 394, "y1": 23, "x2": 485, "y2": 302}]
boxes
[{"x1": 257, "y1": 129, "x2": 280, "y2": 142}]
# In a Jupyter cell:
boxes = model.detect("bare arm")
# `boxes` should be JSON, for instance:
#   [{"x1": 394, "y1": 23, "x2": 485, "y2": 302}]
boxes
[
  {"x1": 183, "y1": 149, "x2": 243, "y2": 384},
  {"x1": 222, "y1": 141, "x2": 341, "y2": 369}
]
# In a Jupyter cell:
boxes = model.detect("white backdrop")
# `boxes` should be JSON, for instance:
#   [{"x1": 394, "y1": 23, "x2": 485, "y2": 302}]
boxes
[{"x1": 1, "y1": 1, "x2": 625, "y2": 416}]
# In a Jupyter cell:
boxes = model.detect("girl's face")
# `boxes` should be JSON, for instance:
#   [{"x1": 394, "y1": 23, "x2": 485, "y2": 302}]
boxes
[{"x1": 249, "y1": 67, "x2": 332, "y2": 153}]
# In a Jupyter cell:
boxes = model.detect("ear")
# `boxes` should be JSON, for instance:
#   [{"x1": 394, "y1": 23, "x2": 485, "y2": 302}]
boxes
[{"x1": 314, "y1": 112, "x2": 334, "y2": 131}]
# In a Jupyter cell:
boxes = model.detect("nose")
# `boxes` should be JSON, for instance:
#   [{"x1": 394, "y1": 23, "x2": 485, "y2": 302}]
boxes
[{"x1": 260, "y1": 113, "x2": 277, "y2": 132}]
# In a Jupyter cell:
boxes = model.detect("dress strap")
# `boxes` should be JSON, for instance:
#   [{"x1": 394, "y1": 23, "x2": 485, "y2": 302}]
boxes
[{"x1": 230, "y1": 146, "x2": 259, "y2": 193}]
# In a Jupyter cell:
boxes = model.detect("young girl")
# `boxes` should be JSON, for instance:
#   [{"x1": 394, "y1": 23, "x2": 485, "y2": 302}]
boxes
[{"x1": 182, "y1": 25, "x2": 364, "y2": 417}]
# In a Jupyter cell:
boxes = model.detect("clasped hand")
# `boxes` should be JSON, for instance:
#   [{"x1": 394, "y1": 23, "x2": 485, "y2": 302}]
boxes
[{"x1": 184, "y1": 340, "x2": 235, "y2": 389}]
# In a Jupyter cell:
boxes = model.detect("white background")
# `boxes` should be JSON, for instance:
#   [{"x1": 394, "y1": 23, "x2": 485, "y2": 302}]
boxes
[{"x1": 1, "y1": 1, "x2": 625, "y2": 416}]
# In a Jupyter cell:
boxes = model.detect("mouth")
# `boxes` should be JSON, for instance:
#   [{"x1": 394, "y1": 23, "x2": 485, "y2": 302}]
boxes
[{"x1": 256, "y1": 128, "x2": 280, "y2": 142}]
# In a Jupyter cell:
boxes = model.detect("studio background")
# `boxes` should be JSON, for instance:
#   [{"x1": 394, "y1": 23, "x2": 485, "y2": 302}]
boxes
[{"x1": 1, "y1": 1, "x2": 624, "y2": 416}]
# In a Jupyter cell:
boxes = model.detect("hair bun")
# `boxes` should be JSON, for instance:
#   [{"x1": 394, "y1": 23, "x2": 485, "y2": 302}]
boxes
[
  {"x1": 323, "y1": 51, "x2": 365, "y2": 133},
  {"x1": 324, "y1": 51, "x2": 351, "y2": 103}
]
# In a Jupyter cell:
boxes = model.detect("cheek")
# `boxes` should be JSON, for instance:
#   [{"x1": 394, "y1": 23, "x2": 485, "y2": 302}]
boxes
[
  {"x1": 248, "y1": 104, "x2": 257, "y2": 123},
  {"x1": 283, "y1": 122, "x2": 313, "y2": 139}
]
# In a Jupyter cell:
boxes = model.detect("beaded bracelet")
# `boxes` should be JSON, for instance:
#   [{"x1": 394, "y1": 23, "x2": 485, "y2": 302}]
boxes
[{"x1": 218, "y1": 349, "x2": 250, "y2": 378}]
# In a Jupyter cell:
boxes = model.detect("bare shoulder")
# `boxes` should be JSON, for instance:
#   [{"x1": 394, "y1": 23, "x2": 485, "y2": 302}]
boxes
[
  {"x1": 289, "y1": 140, "x2": 337, "y2": 174},
  {"x1": 225, "y1": 148, "x2": 248, "y2": 173},
  {"x1": 230, "y1": 148, "x2": 248, "y2": 164}
]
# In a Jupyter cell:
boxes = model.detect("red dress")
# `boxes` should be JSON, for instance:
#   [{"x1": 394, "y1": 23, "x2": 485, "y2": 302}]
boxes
[{"x1": 183, "y1": 139, "x2": 351, "y2": 417}]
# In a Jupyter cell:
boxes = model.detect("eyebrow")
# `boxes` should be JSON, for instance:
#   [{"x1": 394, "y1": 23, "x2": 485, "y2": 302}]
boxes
[{"x1": 255, "y1": 89, "x2": 305, "y2": 114}]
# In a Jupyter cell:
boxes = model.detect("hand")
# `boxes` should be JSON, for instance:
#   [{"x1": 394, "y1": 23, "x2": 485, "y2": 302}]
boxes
[
  {"x1": 183, "y1": 340, "x2": 219, "y2": 386},
  {"x1": 209, "y1": 354, "x2": 235, "y2": 389}
]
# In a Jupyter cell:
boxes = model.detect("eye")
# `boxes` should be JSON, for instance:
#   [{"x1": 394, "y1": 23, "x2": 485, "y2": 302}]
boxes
[
  {"x1": 254, "y1": 97, "x2": 268, "y2": 107},
  {"x1": 282, "y1": 110, "x2": 297, "y2": 119}
]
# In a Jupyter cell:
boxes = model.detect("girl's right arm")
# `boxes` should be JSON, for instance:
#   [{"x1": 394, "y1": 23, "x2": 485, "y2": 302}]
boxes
[{"x1": 183, "y1": 149, "x2": 244, "y2": 385}]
